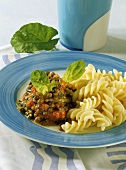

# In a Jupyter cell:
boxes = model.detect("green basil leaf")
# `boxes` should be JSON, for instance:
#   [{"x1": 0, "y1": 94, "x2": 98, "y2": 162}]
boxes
[
  {"x1": 47, "y1": 79, "x2": 57, "y2": 92},
  {"x1": 30, "y1": 70, "x2": 49, "y2": 84},
  {"x1": 30, "y1": 70, "x2": 56, "y2": 95},
  {"x1": 62, "y1": 60, "x2": 86, "y2": 82},
  {"x1": 10, "y1": 22, "x2": 59, "y2": 53}
]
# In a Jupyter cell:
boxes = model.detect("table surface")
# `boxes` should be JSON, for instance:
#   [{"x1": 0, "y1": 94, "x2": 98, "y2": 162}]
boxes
[{"x1": 0, "y1": 1, "x2": 126, "y2": 170}]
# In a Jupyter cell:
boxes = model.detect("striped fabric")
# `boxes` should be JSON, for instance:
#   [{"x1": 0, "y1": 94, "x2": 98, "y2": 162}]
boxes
[
  {"x1": 106, "y1": 143, "x2": 126, "y2": 170},
  {"x1": 1, "y1": 53, "x2": 30, "y2": 68}
]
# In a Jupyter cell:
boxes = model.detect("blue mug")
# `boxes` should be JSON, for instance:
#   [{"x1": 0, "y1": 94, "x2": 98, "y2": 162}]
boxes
[{"x1": 57, "y1": 0, "x2": 113, "y2": 51}]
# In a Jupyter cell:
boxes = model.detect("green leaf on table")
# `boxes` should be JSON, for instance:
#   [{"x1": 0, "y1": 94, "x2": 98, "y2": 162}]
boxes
[
  {"x1": 62, "y1": 60, "x2": 86, "y2": 82},
  {"x1": 10, "y1": 22, "x2": 59, "y2": 53},
  {"x1": 30, "y1": 70, "x2": 56, "y2": 95}
]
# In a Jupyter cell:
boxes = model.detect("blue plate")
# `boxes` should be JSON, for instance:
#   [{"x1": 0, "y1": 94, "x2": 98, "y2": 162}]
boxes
[{"x1": 0, "y1": 51, "x2": 126, "y2": 148}]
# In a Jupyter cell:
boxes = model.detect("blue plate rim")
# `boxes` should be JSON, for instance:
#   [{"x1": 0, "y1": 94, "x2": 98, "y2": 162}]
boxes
[{"x1": 0, "y1": 50, "x2": 126, "y2": 148}]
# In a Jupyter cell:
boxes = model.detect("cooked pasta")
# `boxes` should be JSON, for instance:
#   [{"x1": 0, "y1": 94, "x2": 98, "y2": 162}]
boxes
[
  {"x1": 72, "y1": 77, "x2": 108, "y2": 102},
  {"x1": 61, "y1": 108, "x2": 112, "y2": 133},
  {"x1": 79, "y1": 94, "x2": 101, "y2": 111},
  {"x1": 61, "y1": 120, "x2": 90, "y2": 134},
  {"x1": 61, "y1": 63, "x2": 126, "y2": 134},
  {"x1": 108, "y1": 81, "x2": 126, "y2": 103},
  {"x1": 80, "y1": 64, "x2": 126, "y2": 82},
  {"x1": 122, "y1": 101, "x2": 126, "y2": 110},
  {"x1": 67, "y1": 108, "x2": 95, "y2": 122},
  {"x1": 92, "y1": 109, "x2": 112, "y2": 131},
  {"x1": 61, "y1": 109, "x2": 96, "y2": 133},
  {"x1": 101, "y1": 88, "x2": 114, "y2": 122},
  {"x1": 70, "y1": 78, "x2": 89, "y2": 89},
  {"x1": 113, "y1": 97, "x2": 126, "y2": 125},
  {"x1": 81, "y1": 64, "x2": 114, "y2": 81}
]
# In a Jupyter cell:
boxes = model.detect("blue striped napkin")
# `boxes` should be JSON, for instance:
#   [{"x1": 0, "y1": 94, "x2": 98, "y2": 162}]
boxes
[
  {"x1": 0, "y1": 52, "x2": 85, "y2": 170},
  {"x1": 106, "y1": 143, "x2": 126, "y2": 170}
]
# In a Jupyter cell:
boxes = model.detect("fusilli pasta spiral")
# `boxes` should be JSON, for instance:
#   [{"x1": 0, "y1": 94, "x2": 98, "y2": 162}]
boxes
[
  {"x1": 72, "y1": 77, "x2": 107, "y2": 102},
  {"x1": 79, "y1": 94, "x2": 101, "y2": 111},
  {"x1": 113, "y1": 97, "x2": 126, "y2": 125},
  {"x1": 61, "y1": 108, "x2": 112, "y2": 133},
  {"x1": 101, "y1": 88, "x2": 114, "y2": 122}
]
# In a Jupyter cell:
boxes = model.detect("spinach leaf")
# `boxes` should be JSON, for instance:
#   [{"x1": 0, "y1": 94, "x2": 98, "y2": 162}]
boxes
[
  {"x1": 62, "y1": 60, "x2": 86, "y2": 82},
  {"x1": 10, "y1": 22, "x2": 59, "y2": 53}
]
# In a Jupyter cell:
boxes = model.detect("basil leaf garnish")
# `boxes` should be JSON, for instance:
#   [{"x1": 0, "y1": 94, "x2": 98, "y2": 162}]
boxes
[
  {"x1": 30, "y1": 70, "x2": 56, "y2": 95},
  {"x1": 62, "y1": 60, "x2": 86, "y2": 82}
]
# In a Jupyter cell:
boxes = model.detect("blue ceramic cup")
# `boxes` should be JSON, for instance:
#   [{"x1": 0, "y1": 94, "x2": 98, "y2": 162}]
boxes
[{"x1": 57, "y1": 0, "x2": 113, "y2": 51}]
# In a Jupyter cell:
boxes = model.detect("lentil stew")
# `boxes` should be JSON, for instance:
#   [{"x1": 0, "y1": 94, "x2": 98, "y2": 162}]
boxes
[{"x1": 16, "y1": 71, "x2": 76, "y2": 128}]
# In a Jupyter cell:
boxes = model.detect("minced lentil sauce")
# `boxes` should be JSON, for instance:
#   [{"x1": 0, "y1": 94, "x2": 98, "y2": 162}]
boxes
[{"x1": 16, "y1": 72, "x2": 76, "y2": 128}]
